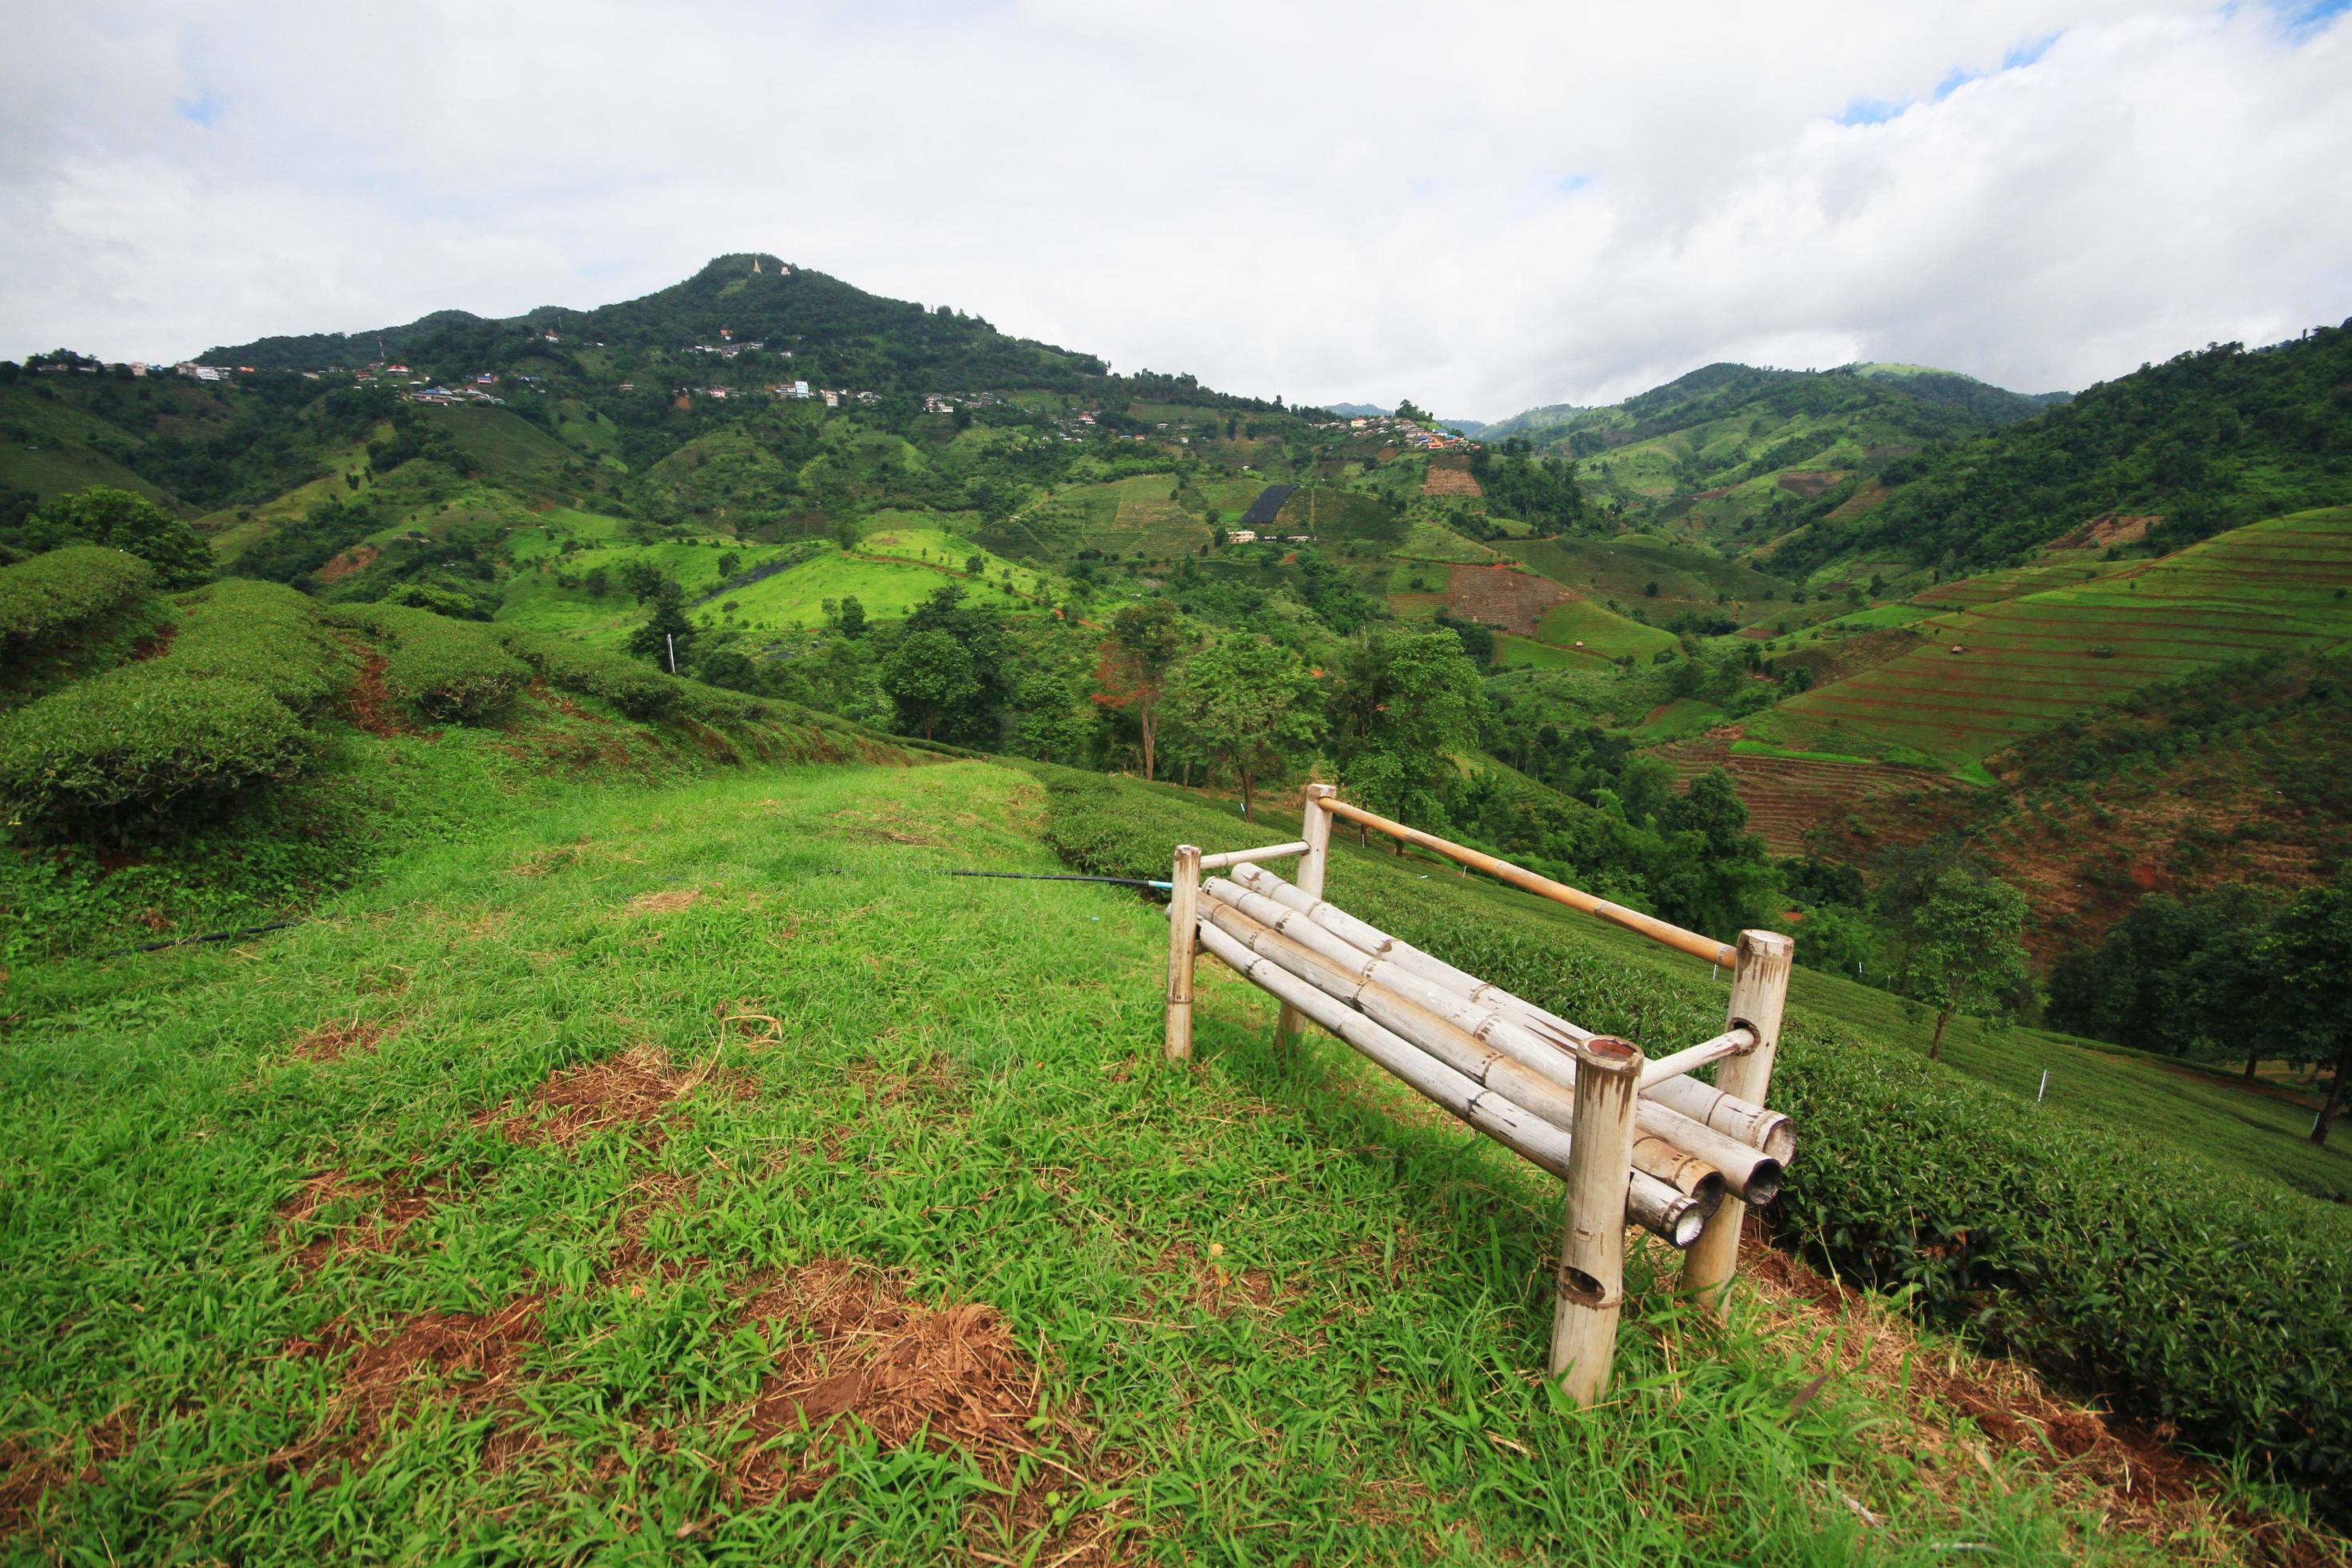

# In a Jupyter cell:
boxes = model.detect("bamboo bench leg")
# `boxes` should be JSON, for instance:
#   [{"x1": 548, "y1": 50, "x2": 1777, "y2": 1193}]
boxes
[
  {"x1": 1274, "y1": 785, "x2": 1335, "y2": 1050},
  {"x1": 1164, "y1": 845, "x2": 1202, "y2": 1062},
  {"x1": 1680, "y1": 930, "x2": 1794, "y2": 1319},
  {"x1": 1551, "y1": 1035, "x2": 1644, "y2": 1406}
]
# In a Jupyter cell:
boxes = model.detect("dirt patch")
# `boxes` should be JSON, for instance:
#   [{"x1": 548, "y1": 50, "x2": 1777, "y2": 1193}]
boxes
[
  {"x1": 1442, "y1": 563, "x2": 1574, "y2": 636},
  {"x1": 314, "y1": 543, "x2": 381, "y2": 585},
  {"x1": 1420, "y1": 458, "x2": 1483, "y2": 498},
  {"x1": 1775, "y1": 469, "x2": 1848, "y2": 499},
  {"x1": 340, "y1": 649, "x2": 412, "y2": 738},
  {"x1": 848, "y1": 1050, "x2": 966, "y2": 1118},
  {"x1": 0, "y1": 1407, "x2": 138, "y2": 1536},
  {"x1": 277, "y1": 1166, "x2": 462, "y2": 1271},
  {"x1": 2047, "y1": 512, "x2": 2158, "y2": 551},
  {"x1": 128, "y1": 622, "x2": 181, "y2": 662},
  {"x1": 1825, "y1": 481, "x2": 1890, "y2": 522},
  {"x1": 626, "y1": 888, "x2": 705, "y2": 915},
  {"x1": 274, "y1": 1296, "x2": 542, "y2": 1481},
  {"x1": 476, "y1": 1045, "x2": 748, "y2": 1150},
  {"x1": 721, "y1": 1259, "x2": 1130, "y2": 1560},
  {"x1": 289, "y1": 1018, "x2": 394, "y2": 1063},
  {"x1": 1738, "y1": 1236, "x2": 2344, "y2": 1566},
  {"x1": 1153, "y1": 1242, "x2": 1288, "y2": 1316}
]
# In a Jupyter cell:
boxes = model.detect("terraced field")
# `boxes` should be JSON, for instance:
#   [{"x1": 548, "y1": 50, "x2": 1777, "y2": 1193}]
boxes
[
  {"x1": 1654, "y1": 736, "x2": 1970, "y2": 855},
  {"x1": 1758, "y1": 508, "x2": 2352, "y2": 766}
]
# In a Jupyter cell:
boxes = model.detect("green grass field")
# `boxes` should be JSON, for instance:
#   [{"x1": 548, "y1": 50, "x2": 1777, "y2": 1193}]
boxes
[
  {"x1": 2, "y1": 758, "x2": 2238, "y2": 1563},
  {"x1": 1506, "y1": 535, "x2": 1786, "y2": 622},
  {"x1": 1532, "y1": 597, "x2": 1678, "y2": 658}
]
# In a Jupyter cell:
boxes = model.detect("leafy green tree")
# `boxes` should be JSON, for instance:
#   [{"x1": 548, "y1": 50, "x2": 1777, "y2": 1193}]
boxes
[
  {"x1": 1882, "y1": 868, "x2": 2032, "y2": 1061},
  {"x1": 2259, "y1": 871, "x2": 2352, "y2": 1146},
  {"x1": 881, "y1": 628, "x2": 978, "y2": 742},
  {"x1": 6, "y1": 486, "x2": 211, "y2": 587},
  {"x1": 1327, "y1": 630, "x2": 1486, "y2": 838},
  {"x1": 1162, "y1": 638, "x2": 1322, "y2": 821},
  {"x1": 626, "y1": 580, "x2": 694, "y2": 670},
  {"x1": 1092, "y1": 599, "x2": 1187, "y2": 780}
]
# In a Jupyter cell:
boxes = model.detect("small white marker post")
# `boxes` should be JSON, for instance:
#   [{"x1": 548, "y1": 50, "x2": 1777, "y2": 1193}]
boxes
[
  {"x1": 2038, "y1": 1069, "x2": 2050, "y2": 1103},
  {"x1": 666, "y1": 633, "x2": 676, "y2": 674}
]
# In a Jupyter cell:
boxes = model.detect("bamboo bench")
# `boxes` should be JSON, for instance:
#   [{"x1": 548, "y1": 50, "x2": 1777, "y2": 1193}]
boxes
[{"x1": 1162, "y1": 784, "x2": 1795, "y2": 1406}]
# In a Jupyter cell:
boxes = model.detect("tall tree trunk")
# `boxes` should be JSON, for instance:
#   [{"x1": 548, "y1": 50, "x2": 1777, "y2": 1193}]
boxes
[
  {"x1": 1929, "y1": 1007, "x2": 1953, "y2": 1062},
  {"x1": 1138, "y1": 702, "x2": 1156, "y2": 782},
  {"x1": 2312, "y1": 1034, "x2": 2351, "y2": 1147},
  {"x1": 2244, "y1": 1052, "x2": 2261, "y2": 1082}
]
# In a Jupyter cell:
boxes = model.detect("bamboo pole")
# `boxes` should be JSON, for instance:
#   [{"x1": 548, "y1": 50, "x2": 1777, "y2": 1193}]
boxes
[
  {"x1": 1275, "y1": 784, "x2": 1336, "y2": 1048},
  {"x1": 1202, "y1": 879, "x2": 1786, "y2": 1202},
  {"x1": 1230, "y1": 862, "x2": 1795, "y2": 1162},
  {"x1": 1198, "y1": 840, "x2": 1310, "y2": 872},
  {"x1": 1318, "y1": 798, "x2": 1736, "y2": 968},
  {"x1": 1194, "y1": 920, "x2": 1707, "y2": 1246},
  {"x1": 1202, "y1": 900, "x2": 1727, "y2": 1208},
  {"x1": 1680, "y1": 930, "x2": 1794, "y2": 1318},
  {"x1": 1552, "y1": 1035, "x2": 1643, "y2": 1407},
  {"x1": 1163, "y1": 844, "x2": 1202, "y2": 1062},
  {"x1": 1639, "y1": 1028, "x2": 1754, "y2": 1088}
]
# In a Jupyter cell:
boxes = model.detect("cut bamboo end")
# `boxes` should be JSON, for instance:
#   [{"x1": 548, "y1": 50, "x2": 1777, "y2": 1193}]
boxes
[
  {"x1": 1553, "y1": 1034, "x2": 1645, "y2": 1406},
  {"x1": 1163, "y1": 845, "x2": 1202, "y2": 1063}
]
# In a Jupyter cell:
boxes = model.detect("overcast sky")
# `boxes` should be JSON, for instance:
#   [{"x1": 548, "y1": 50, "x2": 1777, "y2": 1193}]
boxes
[{"x1": 3, "y1": 2, "x2": 2347, "y2": 418}]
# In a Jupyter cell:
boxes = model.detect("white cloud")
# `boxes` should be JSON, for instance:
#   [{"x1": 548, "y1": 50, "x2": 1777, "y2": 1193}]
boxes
[{"x1": 1, "y1": 0, "x2": 2345, "y2": 417}]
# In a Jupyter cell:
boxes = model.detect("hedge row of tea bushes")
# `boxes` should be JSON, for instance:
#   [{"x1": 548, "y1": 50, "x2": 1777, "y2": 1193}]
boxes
[
  {"x1": 0, "y1": 579, "x2": 351, "y2": 835},
  {"x1": 1017, "y1": 762, "x2": 2352, "y2": 1518},
  {"x1": 326, "y1": 603, "x2": 531, "y2": 722},
  {"x1": 0, "y1": 546, "x2": 177, "y2": 708}
]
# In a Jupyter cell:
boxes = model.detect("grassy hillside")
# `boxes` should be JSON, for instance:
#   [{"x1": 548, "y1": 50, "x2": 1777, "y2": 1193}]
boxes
[
  {"x1": 8, "y1": 756, "x2": 2334, "y2": 1562},
  {"x1": 1776, "y1": 323, "x2": 2352, "y2": 575}
]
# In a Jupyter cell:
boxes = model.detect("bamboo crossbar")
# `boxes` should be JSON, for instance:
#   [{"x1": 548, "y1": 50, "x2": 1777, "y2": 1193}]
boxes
[
  {"x1": 1312, "y1": 798, "x2": 1737, "y2": 967},
  {"x1": 1226, "y1": 864, "x2": 1794, "y2": 1172},
  {"x1": 1197, "y1": 840, "x2": 1311, "y2": 871},
  {"x1": 1639, "y1": 1029, "x2": 1754, "y2": 1089},
  {"x1": 1195, "y1": 920, "x2": 1710, "y2": 1247}
]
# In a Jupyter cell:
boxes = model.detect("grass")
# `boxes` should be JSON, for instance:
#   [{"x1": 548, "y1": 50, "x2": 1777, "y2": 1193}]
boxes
[
  {"x1": 0, "y1": 758, "x2": 2249, "y2": 1563},
  {"x1": 1532, "y1": 598, "x2": 1677, "y2": 658}
]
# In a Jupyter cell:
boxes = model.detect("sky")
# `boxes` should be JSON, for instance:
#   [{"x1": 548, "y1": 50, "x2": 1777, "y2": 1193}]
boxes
[{"x1": 2, "y1": 1, "x2": 2347, "y2": 419}]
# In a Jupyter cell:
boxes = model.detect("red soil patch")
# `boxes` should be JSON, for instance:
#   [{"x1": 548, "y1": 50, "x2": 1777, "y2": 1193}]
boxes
[
  {"x1": 339, "y1": 649, "x2": 412, "y2": 737},
  {"x1": 288, "y1": 1018, "x2": 394, "y2": 1063},
  {"x1": 1774, "y1": 469, "x2": 1848, "y2": 499},
  {"x1": 127, "y1": 622, "x2": 181, "y2": 662},
  {"x1": 722, "y1": 1260, "x2": 1130, "y2": 1559},
  {"x1": 0, "y1": 1407, "x2": 138, "y2": 1535},
  {"x1": 1420, "y1": 457, "x2": 1483, "y2": 498},
  {"x1": 475, "y1": 1045, "x2": 748, "y2": 1150},
  {"x1": 1442, "y1": 562, "x2": 1574, "y2": 636},
  {"x1": 2046, "y1": 512, "x2": 2157, "y2": 550},
  {"x1": 1654, "y1": 734, "x2": 1967, "y2": 857},
  {"x1": 1154, "y1": 1242, "x2": 1288, "y2": 1316},
  {"x1": 314, "y1": 543, "x2": 381, "y2": 584},
  {"x1": 274, "y1": 1296, "x2": 543, "y2": 1481}
]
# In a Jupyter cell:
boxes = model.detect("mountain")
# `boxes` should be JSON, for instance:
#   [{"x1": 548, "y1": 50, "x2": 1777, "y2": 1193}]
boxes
[
  {"x1": 1773, "y1": 323, "x2": 2352, "y2": 574},
  {"x1": 1482, "y1": 361, "x2": 2062, "y2": 537}
]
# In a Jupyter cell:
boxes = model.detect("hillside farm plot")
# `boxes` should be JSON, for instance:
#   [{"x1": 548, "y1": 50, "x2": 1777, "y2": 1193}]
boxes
[
  {"x1": 710, "y1": 549, "x2": 1035, "y2": 631},
  {"x1": 1505, "y1": 535, "x2": 1786, "y2": 622},
  {"x1": 1442, "y1": 562, "x2": 1572, "y2": 635},
  {"x1": 1762, "y1": 508, "x2": 2352, "y2": 765},
  {"x1": 1531, "y1": 597, "x2": 1678, "y2": 658},
  {"x1": 1655, "y1": 735, "x2": 1970, "y2": 855},
  {"x1": 1420, "y1": 454, "x2": 1483, "y2": 497}
]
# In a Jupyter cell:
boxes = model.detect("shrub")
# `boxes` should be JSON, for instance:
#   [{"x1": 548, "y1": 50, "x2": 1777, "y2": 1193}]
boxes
[
  {"x1": 494, "y1": 628, "x2": 680, "y2": 720},
  {"x1": 330, "y1": 603, "x2": 527, "y2": 722},
  {"x1": 1015, "y1": 761, "x2": 2352, "y2": 1518},
  {"x1": 0, "y1": 546, "x2": 155, "y2": 651},
  {"x1": 0, "y1": 580, "x2": 346, "y2": 836}
]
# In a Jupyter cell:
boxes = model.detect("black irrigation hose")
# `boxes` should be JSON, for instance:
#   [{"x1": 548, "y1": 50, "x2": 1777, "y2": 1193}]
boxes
[
  {"x1": 941, "y1": 870, "x2": 1172, "y2": 892},
  {"x1": 97, "y1": 921, "x2": 302, "y2": 958}
]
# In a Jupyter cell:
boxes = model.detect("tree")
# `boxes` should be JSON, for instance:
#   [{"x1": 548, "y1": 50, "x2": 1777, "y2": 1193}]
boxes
[
  {"x1": 881, "y1": 629, "x2": 979, "y2": 742},
  {"x1": 2260, "y1": 871, "x2": 2352, "y2": 1146},
  {"x1": 6, "y1": 486, "x2": 211, "y2": 587},
  {"x1": 1162, "y1": 638, "x2": 1322, "y2": 821},
  {"x1": 1882, "y1": 869, "x2": 2031, "y2": 1061},
  {"x1": 1093, "y1": 599, "x2": 1187, "y2": 779},
  {"x1": 1326, "y1": 630, "x2": 1486, "y2": 839},
  {"x1": 626, "y1": 580, "x2": 694, "y2": 670}
]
